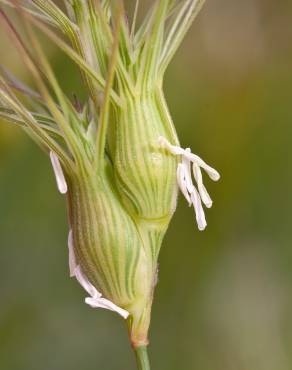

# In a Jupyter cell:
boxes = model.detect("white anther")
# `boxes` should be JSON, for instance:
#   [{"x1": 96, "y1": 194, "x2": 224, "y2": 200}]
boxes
[
  {"x1": 50, "y1": 151, "x2": 68, "y2": 194},
  {"x1": 182, "y1": 149, "x2": 196, "y2": 194},
  {"x1": 68, "y1": 229, "x2": 77, "y2": 277},
  {"x1": 190, "y1": 190, "x2": 207, "y2": 231},
  {"x1": 74, "y1": 265, "x2": 98, "y2": 298},
  {"x1": 177, "y1": 164, "x2": 191, "y2": 206},
  {"x1": 85, "y1": 297, "x2": 129, "y2": 319},
  {"x1": 192, "y1": 163, "x2": 212, "y2": 208},
  {"x1": 186, "y1": 152, "x2": 220, "y2": 181},
  {"x1": 159, "y1": 137, "x2": 220, "y2": 231},
  {"x1": 67, "y1": 230, "x2": 129, "y2": 319},
  {"x1": 73, "y1": 265, "x2": 129, "y2": 319}
]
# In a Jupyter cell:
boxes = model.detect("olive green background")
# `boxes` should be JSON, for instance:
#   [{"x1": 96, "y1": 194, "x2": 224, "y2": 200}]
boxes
[{"x1": 1, "y1": 1, "x2": 292, "y2": 369}]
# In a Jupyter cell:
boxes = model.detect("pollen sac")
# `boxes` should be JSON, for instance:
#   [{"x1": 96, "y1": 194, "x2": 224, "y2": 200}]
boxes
[{"x1": 112, "y1": 91, "x2": 179, "y2": 222}]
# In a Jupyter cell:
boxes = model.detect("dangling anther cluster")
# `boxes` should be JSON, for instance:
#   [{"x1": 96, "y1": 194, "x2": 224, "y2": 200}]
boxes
[{"x1": 158, "y1": 137, "x2": 220, "y2": 231}]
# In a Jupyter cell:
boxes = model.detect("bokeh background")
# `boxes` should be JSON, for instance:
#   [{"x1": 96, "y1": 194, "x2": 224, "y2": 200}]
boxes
[{"x1": 1, "y1": 1, "x2": 292, "y2": 369}]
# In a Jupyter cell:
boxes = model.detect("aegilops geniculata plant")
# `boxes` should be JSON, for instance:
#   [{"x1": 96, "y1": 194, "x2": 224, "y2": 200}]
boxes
[{"x1": 0, "y1": 1, "x2": 220, "y2": 369}]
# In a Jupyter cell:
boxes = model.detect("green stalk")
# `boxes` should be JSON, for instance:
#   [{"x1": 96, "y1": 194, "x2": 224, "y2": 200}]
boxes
[{"x1": 134, "y1": 346, "x2": 151, "y2": 370}]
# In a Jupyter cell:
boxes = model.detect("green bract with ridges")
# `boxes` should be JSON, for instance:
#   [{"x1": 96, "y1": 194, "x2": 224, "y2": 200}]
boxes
[{"x1": 0, "y1": 1, "x2": 220, "y2": 369}]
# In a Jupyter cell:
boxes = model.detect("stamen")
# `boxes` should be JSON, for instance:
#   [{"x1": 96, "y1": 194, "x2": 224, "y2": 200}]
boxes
[
  {"x1": 74, "y1": 265, "x2": 129, "y2": 319},
  {"x1": 190, "y1": 190, "x2": 207, "y2": 231},
  {"x1": 177, "y1": 164, "x2": 191, "y2": 206},
  {"x1": 182, "y1": 148, "x2": 196, "y2": 193},
  {"x1": 68, "y1": 229, "x2": 76, "y2": 277},
  {"x1": 67, "y1": 234, "x2": 129, "y2": 319},
  {"x1": 192, "y1": 163, "x2": 212, "y2": 208},
  {"x1": 85, "y1": 297, "x2": 130, "y2": 319},
  {"x1": 186, "y1": 152, "x2": 220, "y2": 181},
  {"x1": 74, "y1": 265, "x2": 101, "y2": 299},
  {"x1": 159, "y1": 136, "x2": 220, "y2": 231},
  {"x1": 50, "y1": 151, "x2": 68, "y2": 194}
]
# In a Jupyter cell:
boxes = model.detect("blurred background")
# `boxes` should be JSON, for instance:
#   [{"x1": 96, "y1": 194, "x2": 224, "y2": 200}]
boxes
[{"x1": 1, "y1": 1, "x2": 292, "y2": 369}]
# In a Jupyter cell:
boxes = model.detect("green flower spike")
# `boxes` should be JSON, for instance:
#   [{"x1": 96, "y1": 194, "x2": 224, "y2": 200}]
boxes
[{"x1": 0, "y1": 1, "x2": 220, "y2": 369}]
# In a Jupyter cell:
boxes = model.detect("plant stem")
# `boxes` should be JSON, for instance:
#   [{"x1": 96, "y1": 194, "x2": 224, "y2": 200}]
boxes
[{"x1": 134, "y1": 346, "x2": 151, "y2": 370}]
